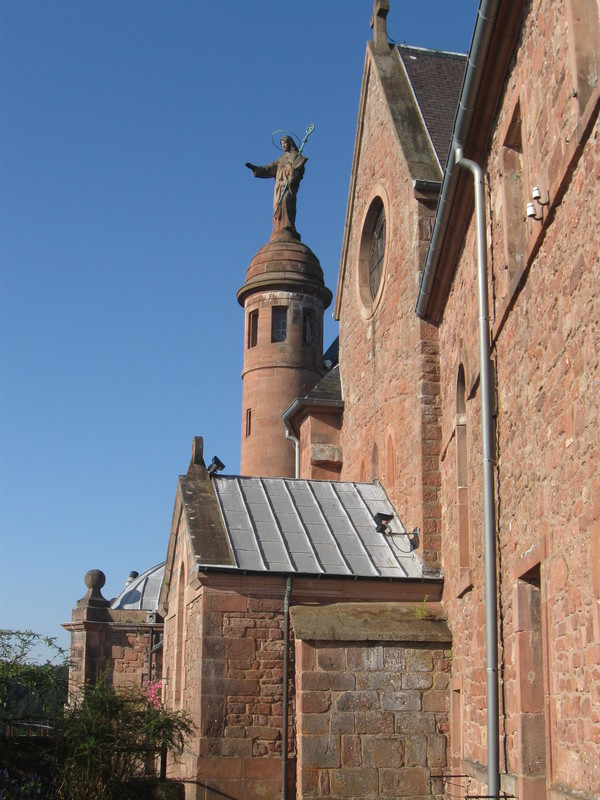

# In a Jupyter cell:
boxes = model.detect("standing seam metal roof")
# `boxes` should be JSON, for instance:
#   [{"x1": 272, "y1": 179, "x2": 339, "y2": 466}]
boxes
[
  {"x1": 111, "y1": 562, "x2": 165, "y2": 611},
  {"x1": 210, "y1": 476, "x2": 424, "y2": 579}
]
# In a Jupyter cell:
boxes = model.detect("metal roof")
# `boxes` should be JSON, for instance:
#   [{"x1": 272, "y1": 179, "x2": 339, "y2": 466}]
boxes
[
  {"x1": 111, "y1": 562, "x2": 165, "y2": 611},
  {"x1": 208, "y1": 476, "x2": 424, "y2": 579}
]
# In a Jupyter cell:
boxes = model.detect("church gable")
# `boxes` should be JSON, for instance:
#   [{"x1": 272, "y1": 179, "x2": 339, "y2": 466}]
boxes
[
  {"x1": 331, "y1": 19, "x2": 461, "y2": 569},
  {"x1": 335, "y1": 36, "x2": 465, "y2": 320},
  {"x1": 159, "y1": 437, "x2": 233, "y2": 615},
  {"x1": 335, "y1": 44, "x2": 434, "y2": 318}
]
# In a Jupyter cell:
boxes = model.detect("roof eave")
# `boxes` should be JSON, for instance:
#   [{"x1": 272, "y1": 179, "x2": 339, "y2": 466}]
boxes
[
  {"x1": 416, "y1": 0, "x2": 528, "y2": 324},
  {"x1": 196, "y1": 563, "x2": 443, "y2": 583},
  {"x1": 282, "y1": 395, "x2": 344, "y2": 424}
]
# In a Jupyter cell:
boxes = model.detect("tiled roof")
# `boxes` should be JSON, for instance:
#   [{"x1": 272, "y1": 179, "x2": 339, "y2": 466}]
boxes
[
  {"x1": 304, "y1": 363, "x2": 342, "y2": 404},
  {"x1": 397, "y1": 45, "x2": 466, "y2": 169},
  {"x1": 207, "y1": 476, "x2": 426, "y2": 579}
]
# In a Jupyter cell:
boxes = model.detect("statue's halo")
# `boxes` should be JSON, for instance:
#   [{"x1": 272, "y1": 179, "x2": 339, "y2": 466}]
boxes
[{"x1": 271, "y1": 130, "x2": 301, "y2": 150}]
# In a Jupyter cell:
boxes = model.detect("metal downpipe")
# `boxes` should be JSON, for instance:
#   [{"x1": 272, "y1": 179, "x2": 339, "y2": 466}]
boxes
[
  {"x1": 455, "y1": 148, "x2": 500, "y2": 798},
  {"x1": 281, "y1": 576, "x2": 293, "y2": 799},
  {"x1": 284, "y1": 426, "x2": 300, "y2": 478}
]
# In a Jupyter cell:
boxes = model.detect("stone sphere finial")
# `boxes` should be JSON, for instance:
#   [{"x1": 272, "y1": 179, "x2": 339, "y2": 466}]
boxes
[
  {"x1": 84, "y1": 569, "x2": 106, "y2": 590},
  {"x1": 77, "y1": 568, "x2": 110, "y2": 608}
]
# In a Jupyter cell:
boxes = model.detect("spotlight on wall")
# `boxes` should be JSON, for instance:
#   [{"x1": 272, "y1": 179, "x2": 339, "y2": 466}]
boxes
[
  {"x1": 407, "y1": 528, "x2": 420, "y2": 550},
  {"x1": 207, "y1": 456, "x2": 225, "y2": 476},
  {"x1": 373, "y1": 512, "x2": 394, "y2": 533}
]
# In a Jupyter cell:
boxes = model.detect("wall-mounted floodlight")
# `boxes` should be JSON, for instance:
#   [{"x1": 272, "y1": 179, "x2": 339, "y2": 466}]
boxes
[
  {"x1": 207, "y1": 456, "x2": 225, "y2": 476},
  {"x1": 373, "y1": 511, "x2": 394, "y2": 533},
  {"x1": 407, "y1": 528, "x2": 420, "y2": 549}
]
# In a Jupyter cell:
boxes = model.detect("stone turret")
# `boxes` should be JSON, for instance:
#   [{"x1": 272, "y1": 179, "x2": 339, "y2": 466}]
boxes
[{"x1": 238, "y1": 233, "x2": 332, "y2": 477}]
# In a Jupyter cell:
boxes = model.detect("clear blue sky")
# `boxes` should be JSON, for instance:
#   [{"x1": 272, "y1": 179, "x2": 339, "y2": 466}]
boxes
[{"x1": 0, "y1": 1, "x2": 479, "y2": 653}]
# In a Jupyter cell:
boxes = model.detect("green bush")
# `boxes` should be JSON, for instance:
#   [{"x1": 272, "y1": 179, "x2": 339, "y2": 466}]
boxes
[
  {"x1": 51, "y1": 676, "x2": 193, "y2": 800},
  {"x1": 0, "y1": 630, "x2": 68, "y2": 729},
  {"x1": 1, "y1": 631, "x2": 193, "y2": 800}
]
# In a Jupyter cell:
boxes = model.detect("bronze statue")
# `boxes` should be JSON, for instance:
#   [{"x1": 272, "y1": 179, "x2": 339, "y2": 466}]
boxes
[{"x1": 246, "y1": 132, "x2": 311, "y2": 238}]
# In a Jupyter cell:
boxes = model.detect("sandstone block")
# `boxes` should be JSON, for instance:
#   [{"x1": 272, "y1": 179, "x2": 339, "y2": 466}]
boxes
[
  {"x1": 300, "y1": 734, "x2": 341, "y2": 768},
  {"x1": 427, "y1": 733, "x2": 447, "y2": 767},
  {"x1": 317, "y1": 647, "x2": 346, "y2": 671},
  {"x1": 381, "y1": 689, "x2": 422, "y2": 712},
  {"x1": 346, "y1": 645, "x2": 384, "y2": 672},
  {"x1": 404, "y1": 733, "x2": 427, "y2": 766},
  {"x1": 206, "y1": 593, "x2": 248, "y2": 613},
  {"x1": 355, "y1": 711, "x2": 395, "y2": 734},
  {"x1": 301, "y1": 691, "x2": 332, "y2": 714},
  {"x1": 395, "y1": 711, "x2": 436, "y2": 734},
  {"x1": 300, "y1": 671, "x2": 355, "y2": 692},
  {"x1": 196, "y1": 756, "x2": 243, "y2": 779},
  {"x1": 404, "y1": 647, "x2": 434, "y2": 671},
  {"x1": 330, "y1": 766, "x2": 378, "y2": 797},
  {"x1": 422, "y1": 689, "x2": 449, "y2": 712},
  {"x1": 341, "y1": 734, "x2": 362, "y2": 766},
  {"x1": 362, "y1": 735, "x2": 405, "y2": 768},
  {"x1": 336, "y1": 690, "x2": 379, "y2": 712},
  {"x1": 330, "y1": 711, "x2": 355, "y2": 734},
  {"x1": 379, "y1": 766, "x2": 430, "y2": 796},
  {"x1": 299, "y1": 713, "x2": 330, "y2": 735}
]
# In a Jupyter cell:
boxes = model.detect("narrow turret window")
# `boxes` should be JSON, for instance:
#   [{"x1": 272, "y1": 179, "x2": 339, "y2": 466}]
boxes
[
  {"x1": 302, "y1": 310, "x2": 315, "y2": 344},
  {"x1": 247, "y1": 310, "x2": 258, "y2": 348},
  {"x1": 272, "y1": 307, "x2": 287, "y2": 342}
]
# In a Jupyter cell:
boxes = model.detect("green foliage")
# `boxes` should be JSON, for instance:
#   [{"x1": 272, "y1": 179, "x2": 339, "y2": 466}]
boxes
[
  {"x1": 0, "y1": 630, "x2": 67, "y2": 793},
  {"x1": 52, "y1": 675, "x2": 194, "y2": 800},
  {"x1": 0, "y1": 631, "x2": 193, "y2": 800},
  {"x1": 414, "y1": 594, "x2": 429, "y2": 619},
  {"x1": 0, "y1": 630, "x2": 68, "y2": 727}
]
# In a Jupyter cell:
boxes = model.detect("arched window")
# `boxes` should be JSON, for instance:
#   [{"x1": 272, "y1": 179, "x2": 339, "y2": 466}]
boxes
[
  {"x1": 371, "y1": 443, "x2": 380, "y2": 481},
  {"x1": 567, "y1": 0, "x2": 600, "y2": 112},
  {"x1": 359, "y1": 458, "x2": 367, "y2": 482}
]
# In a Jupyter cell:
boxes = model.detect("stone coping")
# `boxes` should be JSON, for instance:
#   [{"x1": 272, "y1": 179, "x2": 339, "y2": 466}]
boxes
[{"x1": 290, "y1": 601, "x2": 451, "y2": 643}]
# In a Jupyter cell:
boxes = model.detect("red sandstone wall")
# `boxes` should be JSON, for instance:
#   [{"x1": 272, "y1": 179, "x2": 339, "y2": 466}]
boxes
[
  {"x1": 297, "y1": 411, "x2": 342, "y2": 480},
  {"x1": 164, "y1": 568, "x2": 295, "y2": 800},
  {"x1": 336, "y1": 54, "x2": 442, "y2": 567},
  {"x1": 67, "y1": 605, "x2": 161, "y2": 700},
  {"x1": 295, "y1": 639, "x2": 450, "y2": 799},
  {"x1": 437, "y1": 1, "x2": 600, "y2": 797}
]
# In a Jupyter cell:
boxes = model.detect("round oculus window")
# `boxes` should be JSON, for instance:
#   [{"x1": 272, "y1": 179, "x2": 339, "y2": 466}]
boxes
[
  {"x1": 358, "y1": 195, "x2": 388, "y2": 313},
  {"x1": 369, "y1": 204, "x2": 386, "y2": 299}
]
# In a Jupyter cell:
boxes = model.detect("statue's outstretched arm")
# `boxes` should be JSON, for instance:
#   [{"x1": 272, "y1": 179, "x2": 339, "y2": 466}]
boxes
[{"x1": 245, "y1": 160, "x2": 278, "y2": 179}]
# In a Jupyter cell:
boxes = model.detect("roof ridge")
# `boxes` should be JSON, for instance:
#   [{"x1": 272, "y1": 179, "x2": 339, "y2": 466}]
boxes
[{"x1": 396, "y1": 42, "x2": 467, "y2": 58}]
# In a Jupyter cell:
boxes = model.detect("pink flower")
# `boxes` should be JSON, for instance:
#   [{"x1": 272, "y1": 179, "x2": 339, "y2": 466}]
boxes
[{"x1": 146, "y1": 679, "x2": 163, "y2": 709}]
